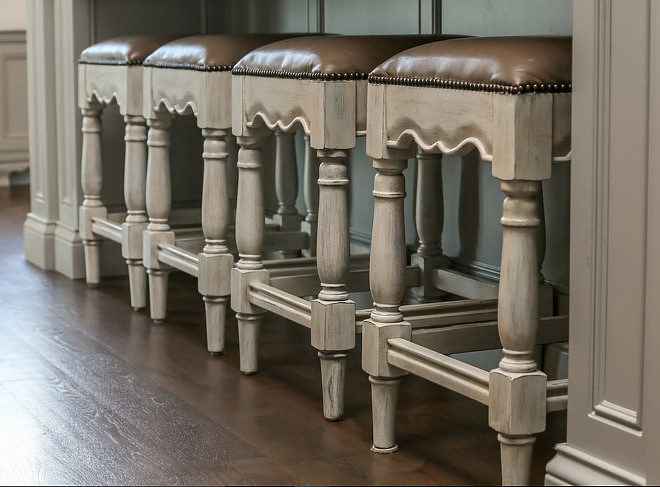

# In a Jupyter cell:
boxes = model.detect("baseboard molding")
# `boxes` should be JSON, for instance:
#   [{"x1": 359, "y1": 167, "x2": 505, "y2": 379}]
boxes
[
  {"x1": 545, "y1": 443, "x2": 645, "y2": 486},
  {"x1": 451, "y1": 256, "x2": 501, "y2": 282},
  {"x1": 23, "y1": 213, "x2": 56, "y2": 270},
  {"x1": 0, "y1": 31, "x2": 26, "y2": 43},
  {"x1": 54, "y1": 224, "x2": 85, "y2": 279},
  {"x1": 349, "y1": 227, "x2": 371, "y2": 246}
]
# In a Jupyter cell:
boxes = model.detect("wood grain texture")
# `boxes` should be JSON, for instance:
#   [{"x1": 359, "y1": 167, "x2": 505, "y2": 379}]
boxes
[{"x1": 2, "y1": 187, "x2": 564, "y2": 485}]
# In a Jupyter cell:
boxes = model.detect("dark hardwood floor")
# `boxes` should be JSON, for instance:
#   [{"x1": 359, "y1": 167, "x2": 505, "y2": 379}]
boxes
[{"x1": 0, "y1": 186, "x2": 565, "y2": 485}]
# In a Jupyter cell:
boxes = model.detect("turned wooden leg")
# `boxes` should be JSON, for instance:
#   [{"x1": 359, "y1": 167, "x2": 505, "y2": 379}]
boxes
[
  {"x1": 312, "y1": 149, "x2": 355, "y2": 421},
  {"x1": 144, "y1": 115, "x2": 174, "y2": 323},
  {"x1": 369, "y1": 376, "x2": 403, "y2": 453},
  {"x1": 536, "y1": 185, "x2": 546, "y2": 282},
  {"x1": 489, "y1": 180, "x2": 547, "y2": 486},
  {"x1": 498, "y1": 434, "x2": 536, "y2": 485},
  {"x1": 79, "y1": 106, "x2": 105, "y2": 288},
  {"x1": 302, "y1": 135, "x2": 319, "y2": 258},
  {"x1": 198, "y1": 128, "x2": 233, "y2": 355},
  {"x1": 231, "y1": 135, "x2": 268, "y2": 374},
  {"x1": 274, "y1": 131, "x2": 300, "y2": 258},
  {"x1": 122, "y1": 115, "x2": 148, "y2": 310},
  {"x1": 362, "y1": 158, "x2": 410, "y2": 452},
  {"x1": 226, "y1": 134, "x2": 239, "y2": 226},
  {"x1": 318, "y1": 351, "x2": 348, "y2": 421},
  {"x1": 412, "y1": 151, "x2": 449, "y2": 301}
]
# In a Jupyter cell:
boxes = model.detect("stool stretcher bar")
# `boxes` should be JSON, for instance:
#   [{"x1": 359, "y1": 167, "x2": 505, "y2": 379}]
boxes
[{"x1": 387, "y1": 337, "x2": 569, "y2": 410}]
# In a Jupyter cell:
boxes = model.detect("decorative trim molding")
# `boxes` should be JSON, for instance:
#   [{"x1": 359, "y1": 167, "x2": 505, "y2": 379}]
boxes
[
  {"x1": 0, "y1": 38, "x2": 29, "y2": 186},
  {"x1": 247, "y1": 111, "x2": 311, "y2": 135},
  {"x1": 307, "y1": 0, "x2": 324, "y2": 33},
  {"x1": 545, "y1": 444, "x2": 645, "y2": 486},
  {"x1": 0, "y1": 30, "x2": 26, "y2": 43},
  {"x1": 349, "y1": 227, "x2": 371, "y2": 246}
]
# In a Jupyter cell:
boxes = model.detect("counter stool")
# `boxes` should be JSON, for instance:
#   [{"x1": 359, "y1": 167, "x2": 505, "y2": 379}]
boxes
[
  {"x1": 79, "y1": 35, "x2": 179, "y2": 309},
  {"x1": 141, "y1": 34, "x2": 311, "y2": 354},
  {"x1": 362, "y1": 37, "x2": 572, "y2": 485},
  {"x1": 230, "y1": 35, "x2": 468, "y2": 421}
]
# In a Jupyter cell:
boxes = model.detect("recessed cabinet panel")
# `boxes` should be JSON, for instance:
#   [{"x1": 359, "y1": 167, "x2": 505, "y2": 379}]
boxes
[
  {"x1": 598, "y1": 0, "x2": 648, "y2": 426},
  {"x1": 0, "y1": 45, "x2": 28, "y2": 149}
]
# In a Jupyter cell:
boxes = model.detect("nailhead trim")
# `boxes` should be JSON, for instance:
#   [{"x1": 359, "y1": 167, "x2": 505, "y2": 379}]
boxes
[
  {"x1": 368, "y1": 74, "x2": 572, "y2": 94},
  {"x1": 231, "y1": 67, "x2": 370, "y2": 80},
  {"x1": 142, "y1": 62, "x2": 234, "y2": 72},
  {"x1": 79, "y1": 59, "x2": 147, "y2": 66}
]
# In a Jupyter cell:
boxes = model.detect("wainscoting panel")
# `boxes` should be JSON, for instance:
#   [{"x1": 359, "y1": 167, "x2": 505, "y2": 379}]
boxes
[{"x1": 0, "y1": 31, "x2": 28, "y2": 186}]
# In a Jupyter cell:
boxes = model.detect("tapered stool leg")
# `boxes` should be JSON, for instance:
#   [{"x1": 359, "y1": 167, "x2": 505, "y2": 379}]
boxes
[
  {"x1": 231, "y1": 135, "x2": 268, "y2": 374},
  {"x1": 489, "y1": 180, "x2": 547, "y2": 486},
  {"x1": 79, "y1": 106, "x2": 105, "y2": 288},
  {"x1": 362, "y1": 157, "x2": 411, "y2": 451},
  {"x1": 301, "y1": 136, "x2": 319, "y2": 258},
  {"x1": 144, "y1": 114, "x2": 174, "y2": 322},
  {"x1": 412, "y1": 152, "x2": 449, "y2": 301},
  {"x1": 122, "y1": 115, "x2": 149, "y2": 310},
  {"x1": 312, "y1": 149, "x2": 355, "y2": 421},
  {"x1": 273, "y1": 131, "x2": 300, "y2": 258},
  {"x1": 198, "y1": 128, "x2": 234, "y2": 355}
]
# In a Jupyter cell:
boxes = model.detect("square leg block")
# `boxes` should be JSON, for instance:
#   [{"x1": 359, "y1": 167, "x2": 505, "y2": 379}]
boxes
[
  {"x1": 231, "y1": 267, "x2": 269, "y2": 314},
  {"x1": 121, "y1": 221, "x2": 147, "y2": 260},
  {"x1": 143, "y1": 230, "x2": 174, "y2": 269},
  {"x1": 362, "y1": 319, "x2": 411, "y2": 378},
  {"x1": 488, "y1": 369, "x2": 547, "y2": 436},
  {"x1": 198, "y1": 252, "x2": 234, "y2": 296},
  {"x1": 79, "y1": 206, "x2": 107, "y2": 240},
  {"x1": 410, "y1": 253, "x2": 450, "y2": 300},
  {"x1": 311, "y1": 299, "x2": 356, "y2": 352}
]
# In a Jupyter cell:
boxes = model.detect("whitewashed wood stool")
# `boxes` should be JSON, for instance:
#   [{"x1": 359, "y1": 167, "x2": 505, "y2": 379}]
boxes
[
  {"x1": 363, "y1": 37, "x2": 572, "y2": 485},
  {"x1": 79, "y1": 35, "x2": 180, "y2": 309},
  {"x1": 141, "y1": 34, "x2": 311, "y2": 354},
  {"x1": 230, "y1": 35, "x2": 466, "y2": 421}
]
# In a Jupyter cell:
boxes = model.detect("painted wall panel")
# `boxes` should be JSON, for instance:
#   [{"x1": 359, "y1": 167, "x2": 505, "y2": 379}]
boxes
[
  {"x1": 599, "y1": 0, "x2": 648, "y2": 420},
  {"x1": 324, "y1": 0, "x2": 421, "y2": 34},
  {"x1": 4, "y1": 56, "x2": 27, "y2": 137},
  {"x1": 442, "y1": 0, "x2": 573, "y2": 36},
  {"x1": 0, "y1": 0, "x2": 27, "y2": 31}
]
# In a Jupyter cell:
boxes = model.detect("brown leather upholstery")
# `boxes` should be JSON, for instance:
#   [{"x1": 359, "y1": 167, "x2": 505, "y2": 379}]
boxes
[
  {"x1": 369, "y1": 36, "x2": 572, "y2": 94},
  {"x1": 232, "y1": 35, "x2": 463, "y2": 80},
  {"x1": 144, "y1": 34, "x2": 319, "y2": 71},
  {"x1": 79, "y1": 35, "x2": 180, "y2": 66}
]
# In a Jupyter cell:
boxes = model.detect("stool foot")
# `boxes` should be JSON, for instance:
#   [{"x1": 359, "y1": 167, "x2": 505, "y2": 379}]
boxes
[
  {"x1": 237, "y1": 313, "x2": 262, "y2": 374},
  {"x1": 127, "y1": 260, "x2": 147, "y2": 310},
  {"x1": 204, "y1": 296, "x2": 227, "y2": 355},
  {"x1": 83, "y1": 240, "x2": 101, "y2": 287},
  {"x1": 371, "y1": 444, "x2": 398, "y2": 454},
  {"x1": 498, "y1": 434, "x2": 535, "y2": 486},
  {"x1": 148, "y1": 269, "x2": 169, "y2": 322},
  {"x1": 369, "y1": 375, "x2": 402, "y2": 453},
  {"x1": 319, "y1": 351, "x2": 347, "y2": 421}
]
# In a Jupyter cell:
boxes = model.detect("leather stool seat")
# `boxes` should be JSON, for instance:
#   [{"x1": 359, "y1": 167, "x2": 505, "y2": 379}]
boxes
[
  {"x1": 233, "y1": 34, "x2": 457, "y2": 79},
  {"x1": 79, "y1": 35, "x2": 179, "y2": 66},
  {"x1": 144, "y1": 34, "x2": 312, "y2": 72},
  {"x1": 369, "y1": 36, "x2": 572, "y2": 93}
]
